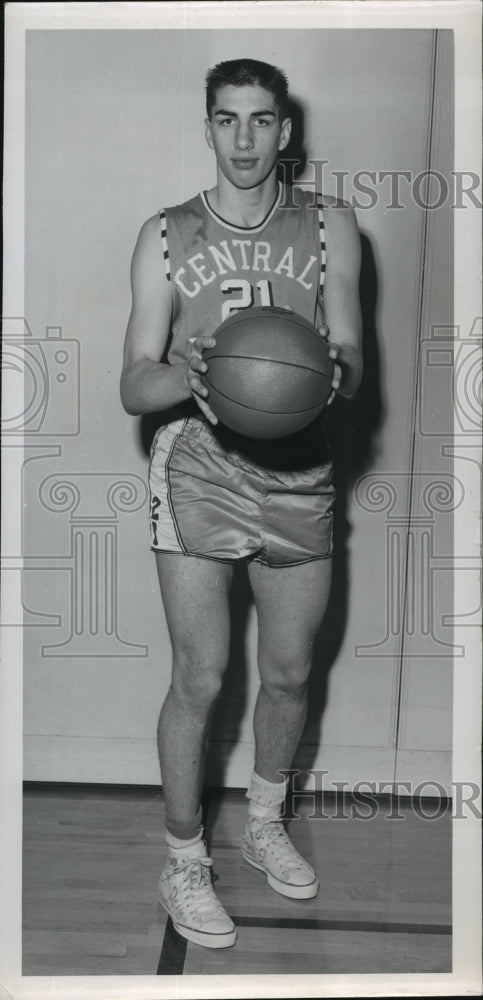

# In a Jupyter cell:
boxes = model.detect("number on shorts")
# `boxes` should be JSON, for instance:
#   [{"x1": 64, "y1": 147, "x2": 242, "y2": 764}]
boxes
[{"x1": 150, "y1": 495, "x2": 161, "y2": 547}]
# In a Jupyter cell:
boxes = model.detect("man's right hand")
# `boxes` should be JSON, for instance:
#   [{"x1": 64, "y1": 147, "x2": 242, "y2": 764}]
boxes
[{"x1": 186, "y1": 335, "x2": 219, "y2": 425}]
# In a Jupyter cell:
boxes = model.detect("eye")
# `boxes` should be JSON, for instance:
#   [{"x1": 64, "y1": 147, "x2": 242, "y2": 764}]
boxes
[
  {"x1": 218, "y1": 117, "x2": 234, "y2": 126},
  {"x1": 255, "y1": 118, "x2": 270, "y2": 127}
]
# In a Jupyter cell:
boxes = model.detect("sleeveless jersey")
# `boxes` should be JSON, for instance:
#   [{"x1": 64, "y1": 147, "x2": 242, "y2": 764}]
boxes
[{"x1": 159, "y1": 183, "x2": 326, "y2": 364}]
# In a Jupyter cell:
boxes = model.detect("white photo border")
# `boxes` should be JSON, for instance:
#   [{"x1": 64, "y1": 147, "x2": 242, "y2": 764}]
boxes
[{"x1": 2, "y1": 2, "x2": 481, "y2": 998}]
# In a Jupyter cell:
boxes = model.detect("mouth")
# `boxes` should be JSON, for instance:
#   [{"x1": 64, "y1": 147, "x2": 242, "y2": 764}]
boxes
[{"x1": 231, "y1": 158, "x2": 259, "y2": 169}]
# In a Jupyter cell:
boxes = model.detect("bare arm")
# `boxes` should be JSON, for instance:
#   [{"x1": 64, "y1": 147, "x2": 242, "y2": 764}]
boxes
[
  {"x1": 322, "y1": 201, "x2": 363, "y2": 399},
  {"x1": 120, "y1": 215, "x2": 217, "y2": 421}
]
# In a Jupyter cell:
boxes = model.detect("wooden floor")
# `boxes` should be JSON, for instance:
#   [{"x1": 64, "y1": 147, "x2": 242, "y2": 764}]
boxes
[{"x1": 22, "y1": 784, "x2": 452, "y2": 976}]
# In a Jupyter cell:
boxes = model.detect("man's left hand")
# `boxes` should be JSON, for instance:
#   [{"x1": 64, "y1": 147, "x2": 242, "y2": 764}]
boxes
[{"x1": 318, "y1": 323, "x2": 342, "y2": 406}]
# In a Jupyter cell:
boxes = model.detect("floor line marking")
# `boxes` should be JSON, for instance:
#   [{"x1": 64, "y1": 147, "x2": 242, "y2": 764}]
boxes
[
  {"x1": 156, "y1": 917, "x2": 187, "y2": 975},
  {"x1": 231, "y1": 915, "x2": 452, "y2": 935}
]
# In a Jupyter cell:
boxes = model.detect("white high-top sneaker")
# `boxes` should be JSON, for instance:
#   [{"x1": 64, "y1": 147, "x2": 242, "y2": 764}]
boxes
[
  {"x1": 159, "y1": 839, "x2": 237, "y2": 949},
  {"x1": 242, "y1": 812, "x2": 319, "y2": 899}
]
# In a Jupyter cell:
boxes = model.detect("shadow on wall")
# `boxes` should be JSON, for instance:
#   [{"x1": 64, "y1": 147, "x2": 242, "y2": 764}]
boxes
[
  {"x1": 277, "y1": 95, "x2": 308, "y2": 181},
  {"x1": 297, "y1": 231, "x2": 384, "y2": 776}
]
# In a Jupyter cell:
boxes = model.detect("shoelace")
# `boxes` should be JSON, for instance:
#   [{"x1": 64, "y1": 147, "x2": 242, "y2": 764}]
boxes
[
  {"x1": 254, "y1": 817, "x2": 304, "y2": 869},
  {"x1": 165, "y1": 856, "x2": 223, "y2": 919}
]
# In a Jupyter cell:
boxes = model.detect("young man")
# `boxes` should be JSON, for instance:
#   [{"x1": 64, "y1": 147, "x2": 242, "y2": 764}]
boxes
[{"x1": 121, "y1": 59, "x2": 362, "y2": 950}]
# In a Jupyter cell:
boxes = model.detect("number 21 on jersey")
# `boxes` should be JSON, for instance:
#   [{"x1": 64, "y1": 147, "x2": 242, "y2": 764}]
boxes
[{"x1": 221, "y1": 279, "x2": 289, "y2": 320}]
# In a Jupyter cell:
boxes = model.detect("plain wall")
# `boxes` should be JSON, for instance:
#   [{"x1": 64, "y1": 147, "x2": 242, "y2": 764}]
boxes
[{"x1": 22, "y1": 27, "x2": 455, "y2": 788}]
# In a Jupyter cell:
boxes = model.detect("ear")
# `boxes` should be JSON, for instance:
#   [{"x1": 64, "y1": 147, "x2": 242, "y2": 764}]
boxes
[
  {"x1": 278, "y1": 117, "x2": 292, "y2": 152},
  {"x1": 205, "y1": 118, "x2": 215, "y2": 150}
]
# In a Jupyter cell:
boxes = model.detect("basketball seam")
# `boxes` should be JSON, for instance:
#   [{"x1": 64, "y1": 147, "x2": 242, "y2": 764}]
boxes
[
  {"x1": 205, "y1": 355, "x2": 333, "y2": 377},
  {"x1": 216, "y1": 311, "x2": 323, "y2": 344},
  {"x1": 203, "y1": 378, "x2": 328, "y2": 415}
]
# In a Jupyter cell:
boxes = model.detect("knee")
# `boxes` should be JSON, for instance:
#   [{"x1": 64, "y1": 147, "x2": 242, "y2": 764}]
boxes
[
  {"x1": 260, "y1": 650, "x2": 312, "y2": 701},
  {"x1": 170, "y1": 643, "x2": 227, "y2": 714}
]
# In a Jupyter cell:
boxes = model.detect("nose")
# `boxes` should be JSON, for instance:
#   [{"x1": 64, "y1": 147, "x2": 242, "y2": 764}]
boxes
[{"x1": 234, "y1": 122, "x2": 254, "y2": 150}]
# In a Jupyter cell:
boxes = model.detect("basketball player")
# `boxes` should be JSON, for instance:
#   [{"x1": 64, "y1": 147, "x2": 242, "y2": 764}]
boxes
[{"x1": 121, "y1": 59, "x2": 362, "y2": 949}]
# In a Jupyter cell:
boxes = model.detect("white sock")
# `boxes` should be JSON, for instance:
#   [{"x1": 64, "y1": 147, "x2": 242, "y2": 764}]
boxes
[
  {"x1": 246, "y1": 771, "x2": 288, "y2": 820},
  {"x1": 165, "y1": 827, "x2": 206, "y2": 858}
]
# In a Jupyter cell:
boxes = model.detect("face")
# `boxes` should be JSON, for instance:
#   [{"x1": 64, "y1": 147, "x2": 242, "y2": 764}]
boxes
[{"x1": 205, "y1": 84, "x2": 291, "y2": 190}]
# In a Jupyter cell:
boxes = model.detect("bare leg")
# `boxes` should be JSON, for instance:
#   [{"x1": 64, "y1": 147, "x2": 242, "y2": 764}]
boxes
[
  {"x1": 155, "y1": 552, "x2": 233, "y2": 837},
  {"x1": 247, "y1": 557, "x2": 332, "y2": 782}
]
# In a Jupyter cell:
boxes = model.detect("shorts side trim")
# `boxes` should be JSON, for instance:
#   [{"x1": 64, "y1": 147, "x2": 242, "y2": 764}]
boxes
[
  {"x1": 165, "y1": 424, "x2": 188, "y2": 553},
  {"x1": 149, "y1": 417, "x2": 188, "y2": 553}
]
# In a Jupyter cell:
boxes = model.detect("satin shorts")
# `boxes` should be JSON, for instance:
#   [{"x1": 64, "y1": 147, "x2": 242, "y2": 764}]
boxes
[{"x1": 148, "y1": 410, "x2": 335, "y2": 567}]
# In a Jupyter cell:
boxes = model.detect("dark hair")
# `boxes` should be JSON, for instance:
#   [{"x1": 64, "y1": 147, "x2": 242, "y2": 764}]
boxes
[{"x1": 205, "y1": 58, "x2": 289, "y2": 121}]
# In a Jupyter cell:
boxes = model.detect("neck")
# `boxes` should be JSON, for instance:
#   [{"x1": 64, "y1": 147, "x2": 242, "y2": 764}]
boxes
[{"x1": 208, "y1": 171, "x2": 280, "y2": 227}]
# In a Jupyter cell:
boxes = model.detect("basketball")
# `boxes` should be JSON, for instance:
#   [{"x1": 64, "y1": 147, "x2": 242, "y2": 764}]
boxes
[{"x1": 200, "y1": 306, "x2": 334, "y2": 439}]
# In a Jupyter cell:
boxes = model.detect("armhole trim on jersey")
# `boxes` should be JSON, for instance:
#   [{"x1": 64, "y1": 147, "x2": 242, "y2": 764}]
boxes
[
  {"x1": 316, "y1": 195, "x2": 326, "y2": 295},
  {"x1": 158, "y1": 209, "x2": 171, "y2": 282}
]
